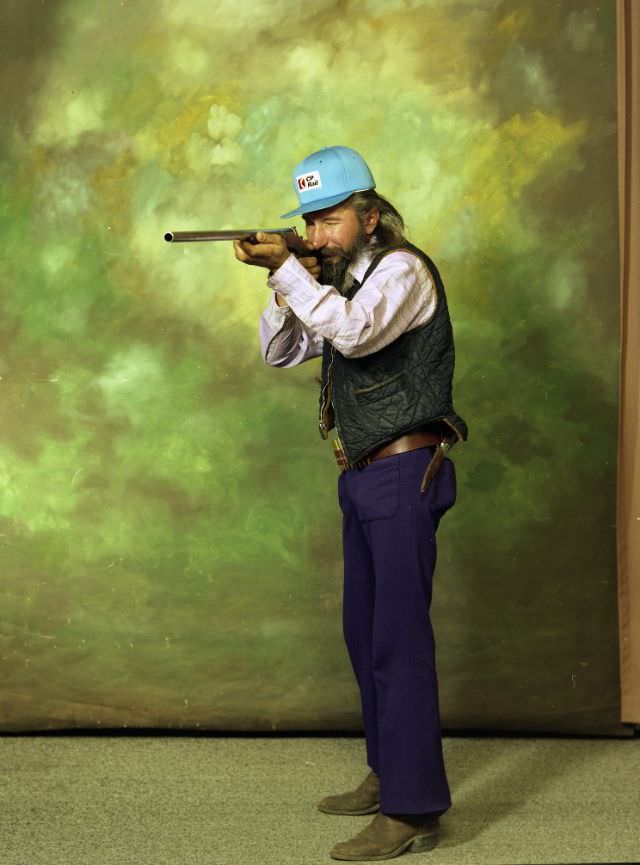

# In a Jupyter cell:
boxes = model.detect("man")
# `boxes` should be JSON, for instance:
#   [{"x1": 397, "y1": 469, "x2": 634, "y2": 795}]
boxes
[{"x1": 234, "y1": 145, "x2": 467, "y2": 861}]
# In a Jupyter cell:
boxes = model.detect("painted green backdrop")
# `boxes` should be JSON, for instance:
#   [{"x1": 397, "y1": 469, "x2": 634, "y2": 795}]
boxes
[{"x1": 0, "y1": 0, "x2": 624, "y2": 733}]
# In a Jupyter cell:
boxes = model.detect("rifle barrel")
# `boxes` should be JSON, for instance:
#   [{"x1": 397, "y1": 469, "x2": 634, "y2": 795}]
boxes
[{"x1": 164, "y1": 228, "x2": 298, "y2": 243}]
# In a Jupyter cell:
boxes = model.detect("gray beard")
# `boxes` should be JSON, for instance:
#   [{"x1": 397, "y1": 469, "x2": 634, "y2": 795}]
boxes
[{"x1": 320, "y1": 234, "x2": 371, "y2": 295}]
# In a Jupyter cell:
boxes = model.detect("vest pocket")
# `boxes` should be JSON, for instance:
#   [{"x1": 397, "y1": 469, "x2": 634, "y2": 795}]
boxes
[{"x1": 352, "y1": 372, "x2": 406, "y2": 403}]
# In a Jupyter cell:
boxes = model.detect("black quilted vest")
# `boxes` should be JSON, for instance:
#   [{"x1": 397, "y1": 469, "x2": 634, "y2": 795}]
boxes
[{"x1": 318, "y1": 242, "x2": 468, "y2": 464}]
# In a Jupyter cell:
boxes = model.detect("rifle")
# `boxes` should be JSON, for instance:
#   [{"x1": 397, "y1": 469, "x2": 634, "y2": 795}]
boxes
[{"x1": 163, "y1": 227, "x2": 310, "y2": 256}]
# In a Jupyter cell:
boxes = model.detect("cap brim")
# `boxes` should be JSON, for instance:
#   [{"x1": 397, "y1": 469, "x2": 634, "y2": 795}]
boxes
[{"x1": 280, "y1": 190, "x2": 360, "y2": 220}]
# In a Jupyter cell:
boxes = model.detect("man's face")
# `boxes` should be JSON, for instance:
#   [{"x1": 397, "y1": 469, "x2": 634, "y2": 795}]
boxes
[
  {"x1": 303, "y1": 201, "x2": 365, "y2": 258},
  {"x1": 303, "y1": 200, "x2": 378, "y2": 288}
]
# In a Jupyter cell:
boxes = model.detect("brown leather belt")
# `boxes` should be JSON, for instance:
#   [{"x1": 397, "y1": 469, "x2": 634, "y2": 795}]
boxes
[
  {"x1": 368, "y1": 431, "x2": 441, "y2": 462},
  {"x1": 333, "y1": 431, "x2": 443, "y2": 472},
  {"x1": 333, "y1": 430, "x2": 453, "y2": 492}
]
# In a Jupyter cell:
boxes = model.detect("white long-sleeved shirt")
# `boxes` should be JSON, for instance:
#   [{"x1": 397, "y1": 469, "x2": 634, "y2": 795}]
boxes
[{"x1": 258, "y1": 245, "x2": 437, "y2": 367}]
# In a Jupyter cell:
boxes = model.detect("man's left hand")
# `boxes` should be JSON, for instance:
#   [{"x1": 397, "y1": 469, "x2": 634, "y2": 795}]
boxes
[{"x1": 233, "y1": 232, "x2": 290, "y2": 272}]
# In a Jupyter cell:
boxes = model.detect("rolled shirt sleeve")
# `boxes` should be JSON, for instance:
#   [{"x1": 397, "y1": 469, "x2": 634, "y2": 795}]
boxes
[{"x1": 258, "y1": 292, "x2": 324, "y2": 367}]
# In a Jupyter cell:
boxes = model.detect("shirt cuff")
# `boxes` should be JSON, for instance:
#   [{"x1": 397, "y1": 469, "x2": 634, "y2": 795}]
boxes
[
  {"x1": 269, "y1": 291, "x2": 292, "y2": 313},
  {"x1": 267, "y1": 254, "x2": 316, "y2": 299},
  {"x1": 262, "y1": 291, "x2": 293, "y2": 333}
]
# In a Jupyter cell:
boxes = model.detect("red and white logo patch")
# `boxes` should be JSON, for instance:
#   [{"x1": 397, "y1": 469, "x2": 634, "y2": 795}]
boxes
[{"x1": 296, "y1": 171, "x2": 322, "y2": 192}]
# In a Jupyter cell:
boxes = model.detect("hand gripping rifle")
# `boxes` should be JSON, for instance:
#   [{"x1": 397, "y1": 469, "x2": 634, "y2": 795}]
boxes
[{"x1": 164, "y1": 227, "x2": 310, "y2": 256}]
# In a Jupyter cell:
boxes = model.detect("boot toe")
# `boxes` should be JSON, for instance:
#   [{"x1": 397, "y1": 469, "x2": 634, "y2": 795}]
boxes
[
  {"x1": 317, "y1": 771, "x2": 380, "y2": 815},
  {"x1": 318, "y1": 797, "x2": 379, "y2": 815},
  {"x1": 318, "y1": 795, "x2": 340, "y2": 813}
]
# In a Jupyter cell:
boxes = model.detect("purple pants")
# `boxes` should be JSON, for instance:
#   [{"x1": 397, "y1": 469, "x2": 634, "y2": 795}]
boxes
[{"x1": 338, "y1": 445, "x2": 456, "y2": 816}]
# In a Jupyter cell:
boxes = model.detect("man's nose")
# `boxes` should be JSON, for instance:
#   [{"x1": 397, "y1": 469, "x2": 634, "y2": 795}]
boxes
[{"x1": 307, "y1": 224, "x2": 327, "y2": 250}]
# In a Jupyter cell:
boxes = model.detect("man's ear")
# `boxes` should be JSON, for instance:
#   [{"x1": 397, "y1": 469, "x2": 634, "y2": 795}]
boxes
[{"x1": 364, "y1": 207, "x2": 380, "y2": 236}]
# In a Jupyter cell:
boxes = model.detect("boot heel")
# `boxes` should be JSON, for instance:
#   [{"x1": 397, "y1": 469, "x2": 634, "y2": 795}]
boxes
[{"x1": 410, "y1": 833, "x2": 438, "y2": 853}]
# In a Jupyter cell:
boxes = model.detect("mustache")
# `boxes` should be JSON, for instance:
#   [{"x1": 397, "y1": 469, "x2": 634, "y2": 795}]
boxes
[
  {"x1": 318, "y1": 247, "x2": 346, "y2": 262},
  {"x1": 318, "y1": 236, "x2": 367, "y2": 263}
]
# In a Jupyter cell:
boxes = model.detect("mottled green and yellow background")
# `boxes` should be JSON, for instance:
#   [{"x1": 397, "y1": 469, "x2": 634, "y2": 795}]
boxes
[{"x1": 0, "y1": 0, "x2": 624, "y2": 733}]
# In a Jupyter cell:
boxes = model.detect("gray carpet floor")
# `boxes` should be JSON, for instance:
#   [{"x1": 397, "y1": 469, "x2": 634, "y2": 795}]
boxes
[{"x1": 1, "y1": 736, "x2": 638, "y2": 865}]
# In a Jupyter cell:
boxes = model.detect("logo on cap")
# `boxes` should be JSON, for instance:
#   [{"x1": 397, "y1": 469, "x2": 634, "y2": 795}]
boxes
[{"x1": 296, "y1": 171, "x2": 322, "y2": 192}]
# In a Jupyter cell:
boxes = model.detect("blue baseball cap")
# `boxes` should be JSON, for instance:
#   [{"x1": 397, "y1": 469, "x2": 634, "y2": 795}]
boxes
[{"x1": 280, "y1": 146, "x2": 376, "y2": 219}]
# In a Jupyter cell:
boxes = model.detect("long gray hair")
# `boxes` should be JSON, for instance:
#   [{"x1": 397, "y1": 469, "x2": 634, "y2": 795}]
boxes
[{"x1": 349, "y1": 190, "x2": 406, "y2": 249}]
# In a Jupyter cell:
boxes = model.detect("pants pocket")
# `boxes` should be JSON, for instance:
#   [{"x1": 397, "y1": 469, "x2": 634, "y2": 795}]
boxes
[{"x1": 354, "y1": 458, "x2": 400, "y2": 521}]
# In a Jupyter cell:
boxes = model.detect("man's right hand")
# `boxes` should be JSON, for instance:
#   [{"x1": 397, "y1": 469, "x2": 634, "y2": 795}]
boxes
[{"x1": 298, "y1": 254, "x2": 321, "y2": 280}]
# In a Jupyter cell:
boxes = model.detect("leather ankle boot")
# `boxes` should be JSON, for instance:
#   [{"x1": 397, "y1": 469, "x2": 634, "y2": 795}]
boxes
[
  {"x1": 318, "y1": 770, "x2": 380, "y2": 815},
  {"x1": 330, "y1": 812, "x2": 439, "y2": 861}
]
